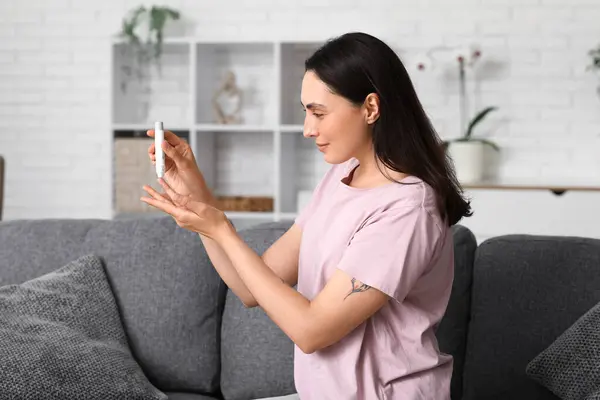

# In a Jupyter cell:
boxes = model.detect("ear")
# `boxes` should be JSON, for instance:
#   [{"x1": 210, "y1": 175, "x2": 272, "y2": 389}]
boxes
[{"x1": 363, "y1": 93, "x2": 380, "y2": 125}]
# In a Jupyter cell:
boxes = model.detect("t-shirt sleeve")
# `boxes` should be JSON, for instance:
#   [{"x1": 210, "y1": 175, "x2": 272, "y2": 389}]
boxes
[
  {"x1": 336, "y1": 205, "x2": 442, "y2": 303},
  {"x1": 294, "y1": 164, "x2": 336, "y2": 229}
]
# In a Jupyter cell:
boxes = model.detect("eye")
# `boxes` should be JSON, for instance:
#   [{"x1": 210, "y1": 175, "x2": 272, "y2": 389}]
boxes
[{"x1": 313, "y1": 113, "x2": 324, "y2": 119}]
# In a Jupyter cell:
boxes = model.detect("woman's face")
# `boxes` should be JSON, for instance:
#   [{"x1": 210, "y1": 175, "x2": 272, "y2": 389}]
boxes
[{"x1": 300, "y1": 71, "x2": 372, "y2": 164}]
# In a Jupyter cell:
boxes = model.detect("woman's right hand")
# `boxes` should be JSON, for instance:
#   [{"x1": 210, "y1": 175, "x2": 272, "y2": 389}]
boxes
[{"x1": 147, "y1": 129, "x2": 215, "y2": 206}]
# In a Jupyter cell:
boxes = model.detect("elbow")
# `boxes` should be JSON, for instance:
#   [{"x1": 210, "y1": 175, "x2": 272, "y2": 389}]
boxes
[
  {"x1": 294, "y1": 312, "x2": 329, "y2": 354},
  {"x1": 297, "y1": 342, "x2": 317, "y2": 355},
  {"x1": 295, "y1": 329, "x2": 321, "y2": 355},
  {"x1": 295, "y1": 335, "x2": 314, "y2": 354},
  {"x1": 297, "y1": 336, "x2": 324, "y2": 354},
  {"x1": 242, "y1": 299, "x2": 258, "y2": 308},
  {"x1": 239, "y1": 295, "x2": 258, "y2": 308}
]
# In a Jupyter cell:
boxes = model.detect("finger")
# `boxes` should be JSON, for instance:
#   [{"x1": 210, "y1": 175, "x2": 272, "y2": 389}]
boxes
[
  {"x1": 160, "y1": 140, "x2": 182, "y2": 164},
  {"x1": 148, "y1": 143, "x2": 155, "y2": 156},
  {"x1": 147, "y1": 129, "x2": 182, "y2": 146},
  {"x1": 142, "y1": 185, "x2": 173, "y2": 203},
  {"x1": 140, "y1": 196, "x2": 185, "y2": 219},
  {"x1": 157, "y1": 178, "x2": 188, "y2": 206}
]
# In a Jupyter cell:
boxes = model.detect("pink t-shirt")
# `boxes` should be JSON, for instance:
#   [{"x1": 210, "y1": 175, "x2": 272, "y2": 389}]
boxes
[{"x1": 293, "y1": 158, "x2": 454, "y2": 400}]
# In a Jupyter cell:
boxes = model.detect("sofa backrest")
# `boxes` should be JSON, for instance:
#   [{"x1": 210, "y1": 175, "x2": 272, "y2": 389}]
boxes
[
  {"x1": 461, "y1": 234, "x2": 600, "y2": 400},
  {"x1": 0, "y1": 155, "x2": 4, "y2": 221},
  {"x1": 220, "y1": 221, "x2": 297, "y2": 400},
  {"x1": 220, "y1": 222, "x2": 478, "y2": 400},
  {"x1": 436, "y1": 224, "x2": 478, "y2": 400},
  {"x1": 0, "y1": 216, "x2": 227, "y2": 396}
]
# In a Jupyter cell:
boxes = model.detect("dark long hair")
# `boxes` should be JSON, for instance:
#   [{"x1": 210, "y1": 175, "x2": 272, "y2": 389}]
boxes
[{"x1": 305, "y1": 32, "x2": 472, "y2": 226}]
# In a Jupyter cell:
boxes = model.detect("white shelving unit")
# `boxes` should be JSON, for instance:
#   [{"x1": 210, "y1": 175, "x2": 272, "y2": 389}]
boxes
[{"x1": 110, "y1": 38, "x2": 329, "y2": 228}]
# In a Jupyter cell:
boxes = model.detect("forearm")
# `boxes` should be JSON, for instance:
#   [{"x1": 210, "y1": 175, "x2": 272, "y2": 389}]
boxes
[
  {"x1": 192, "y1": 192, "x2": 257, "y2": 307},
  {"x1": 215, "y1": 224, "x2": 314, "y2": 351},
  {"x1": 198, "y1": 233, "x2": 257, "y2": 307}
]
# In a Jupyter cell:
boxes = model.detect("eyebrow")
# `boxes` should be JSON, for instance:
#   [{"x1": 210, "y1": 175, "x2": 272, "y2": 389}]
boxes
[{"x1": 301, "y1": 101, "x2": 326, "y2": 110}]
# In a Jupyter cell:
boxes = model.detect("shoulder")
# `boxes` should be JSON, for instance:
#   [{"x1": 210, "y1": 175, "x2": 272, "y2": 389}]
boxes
[
  {"x1": 351, "y1": 183, "x2": 448, "y2": 261},
  {"x1": 369, "y1": 178, "x2": 443, "y2": 233}
]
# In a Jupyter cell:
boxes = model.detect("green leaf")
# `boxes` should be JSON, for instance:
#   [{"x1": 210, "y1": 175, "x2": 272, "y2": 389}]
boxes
[
  {"x1": 147, "y1": 6, "x2": 181, "y2": 59},
  {"x1": 119, "y1": 5, "x2": 147, "y2": 44},
  {"x1": 465, "y1": 106, "x2": 497, "y2": 139}
]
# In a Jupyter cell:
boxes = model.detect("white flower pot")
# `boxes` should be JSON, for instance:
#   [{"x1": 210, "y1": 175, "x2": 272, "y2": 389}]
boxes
[{"x1": 447, "y1": 141, "x2": 486, "y2": 184}]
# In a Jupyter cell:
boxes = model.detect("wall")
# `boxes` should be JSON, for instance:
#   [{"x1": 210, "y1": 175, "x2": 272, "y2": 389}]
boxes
[{"x1": 1, "y1": 0, "x2": 599, "y2": 220}]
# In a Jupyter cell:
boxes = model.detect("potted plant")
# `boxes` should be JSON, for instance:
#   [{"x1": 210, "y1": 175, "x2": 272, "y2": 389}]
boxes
[
  {"x1": 116, "y1": 5, "x2": 180, "y2": 120},
  {"x1": 415, "y1": 44, "x2": 500, "y2": 183},
  {"x1": 445, "y1": 106, "x2": 499, "y2": 184}
]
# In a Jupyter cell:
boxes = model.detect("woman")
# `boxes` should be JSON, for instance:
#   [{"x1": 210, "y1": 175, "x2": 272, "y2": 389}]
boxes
[{"x1": 141, "y1": 32, "x2": 472, "y2": 400}]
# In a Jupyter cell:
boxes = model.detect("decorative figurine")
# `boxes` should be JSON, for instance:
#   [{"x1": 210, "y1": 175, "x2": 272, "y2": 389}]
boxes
[{"x1": 212, "y1": 70, "x2": 243, "y2": 124}]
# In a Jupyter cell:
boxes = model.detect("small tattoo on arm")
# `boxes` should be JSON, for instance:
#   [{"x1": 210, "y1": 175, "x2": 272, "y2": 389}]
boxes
[{"x1": 344, "y1": 277, "x2": 372, "y2": 300}]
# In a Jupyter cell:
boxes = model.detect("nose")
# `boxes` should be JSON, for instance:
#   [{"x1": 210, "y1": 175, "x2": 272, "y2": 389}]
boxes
[{"x1": 303, "y1": 118, "x2": 318, "y2": 138}]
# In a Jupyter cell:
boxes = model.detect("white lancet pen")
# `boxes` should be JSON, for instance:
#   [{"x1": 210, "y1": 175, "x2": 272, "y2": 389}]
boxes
[{"x1": 154, "y1": 121, "x2": 165, "y2": 178}]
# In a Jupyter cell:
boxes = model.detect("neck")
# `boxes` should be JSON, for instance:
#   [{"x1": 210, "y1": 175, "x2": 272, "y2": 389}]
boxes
[
  {"x1": 352, "y1": 145, "x2": 384, "y2": 181},
  {"x1": 353, "y1": 149, "x2": 408, "y2": 184}
]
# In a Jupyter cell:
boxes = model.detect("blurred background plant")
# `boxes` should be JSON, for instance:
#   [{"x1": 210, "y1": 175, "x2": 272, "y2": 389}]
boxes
[
  {"x1": 415, "y1": 44, "x2": 500, "y2": 183},
  {"x1": 117, "y1": 5, "x2": 181, "y2": 93},
  {"x1": 587, "y1": 43, "x2": 600, "y2": 98},
  {"x1": 415, "y1": 44, "x2": 499, "y2": 150}
]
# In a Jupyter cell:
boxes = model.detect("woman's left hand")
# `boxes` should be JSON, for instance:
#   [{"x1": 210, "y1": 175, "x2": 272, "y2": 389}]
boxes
[{"x1": 140, "y1": 178, "x2": 231, "y2": 240}]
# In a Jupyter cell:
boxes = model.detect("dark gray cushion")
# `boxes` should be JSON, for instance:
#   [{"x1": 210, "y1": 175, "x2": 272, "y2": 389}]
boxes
[
  {"x1": 526, "y1": 300, "x2": 600, "y2": 400},
  {"x1": 436, "y1": 224, "x2": 477, "y2": 400},
  {"x1": 0, "y1": 254, "x2": 166, "y2": 400},
  {"x1": 0, "y1": 217, "x2": 227, "y2": 394},
  {"x1": 462, "y1": 235, "x2": 600, "y2": 400},
  {"x1": 220, "y1": 221, "x2": 297, "y2": 400}
]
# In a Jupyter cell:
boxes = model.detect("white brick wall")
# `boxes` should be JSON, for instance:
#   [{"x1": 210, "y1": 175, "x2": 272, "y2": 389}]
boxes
[{"x1": 1, "y1": 0, "x2": 600, "y2": 220}]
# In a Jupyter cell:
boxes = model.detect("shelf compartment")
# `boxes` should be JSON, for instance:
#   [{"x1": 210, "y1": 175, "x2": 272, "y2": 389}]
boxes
[
  {"x1": 111, "y1": 130, "x2": 190, "y2": 216},
  {"x1": 193, "y1": 129, "x2": 275, "y2": 201},
  {"x1": 195, "y1": 42, "x2": 275, "y2": 126},
  {"x1": 112, "y1": 42, "x2": 191, "y2": 126},
  {"x1": 280, "y1": 42, "x2": 321, "y2": 126},
  {"x1": 279, "y1": 130, "x2": 329, "y2": 214}
]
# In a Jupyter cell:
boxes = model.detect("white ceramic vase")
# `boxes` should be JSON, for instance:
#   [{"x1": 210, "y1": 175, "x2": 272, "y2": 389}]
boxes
[{"x1": 447, "y1": 141, "x2": 486, "y2": 184}]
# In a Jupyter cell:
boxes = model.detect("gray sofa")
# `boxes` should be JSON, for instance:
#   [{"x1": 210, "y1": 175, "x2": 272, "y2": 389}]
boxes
[
  {"x1": 0, "y1": 155, "x2": 4, "y2": 221},
  {"x1": 0, "y1": 216, "x2": 598, "y2": 399}
]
